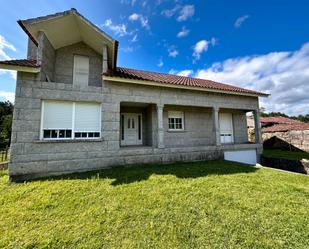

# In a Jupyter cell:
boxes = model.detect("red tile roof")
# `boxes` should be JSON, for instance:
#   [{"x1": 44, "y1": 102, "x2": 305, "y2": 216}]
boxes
[
  {"x1": 104, "y1": 67, "x2": 268, "y2": 96},
  {"x1": 260, "y1": 116, "x2": 303, "y2": 124},
  {"x1": 262, "y1": 123, "x2": 309, "y2": 132},
  {"x1": 0, "y1": 59, "x2": 39, "y2": 68}
]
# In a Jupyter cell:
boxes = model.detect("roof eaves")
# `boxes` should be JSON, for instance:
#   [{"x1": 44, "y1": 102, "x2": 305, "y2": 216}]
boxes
[
  {"x1": 0, "y1": 63, "x2": 40, "y2": 73},
  {"x1": 17, "y1": 20, "x2": 38, "y2": 46}
]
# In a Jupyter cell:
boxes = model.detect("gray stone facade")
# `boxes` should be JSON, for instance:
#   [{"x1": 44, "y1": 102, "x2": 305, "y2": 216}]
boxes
[
  {"x1": 263, "y1": 130, "x2": 309, "y2": 152},
  {"x1": 9, "y1": 41, "x2": 263, "y2": 181},
  {"x1": 54, "y1": 42, "x2": 102, "y2": 87}
]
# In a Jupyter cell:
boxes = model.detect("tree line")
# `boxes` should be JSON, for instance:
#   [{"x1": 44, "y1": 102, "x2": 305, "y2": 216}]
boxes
[{"x1": 259, "y1": 107, "x2": 309, "y2": 123}]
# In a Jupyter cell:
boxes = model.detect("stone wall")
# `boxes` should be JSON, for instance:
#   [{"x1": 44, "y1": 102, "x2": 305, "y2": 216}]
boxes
[
  {"x1": 263, "y1": 130, "x2": 309, "y2": 152},
  {"x1": 54, "y1": 42, "x2": 102, "y2": 86},
  {"x1": 163, "y1": 106, "x2": 215, "y2": 147},
  {"x1": 27, "y1": 38, "x2": 37, "y2": 60},
  {"x1": 37, "y1": 32, "x2": 55, "y2": 82}
]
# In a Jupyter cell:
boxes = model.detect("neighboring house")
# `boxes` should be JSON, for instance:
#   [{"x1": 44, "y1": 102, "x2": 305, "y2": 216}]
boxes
[
  {"x1": 0, "y1": 9, "x2": 268, "y2": 181},
  {"x1": 261, "y1": 117, "x2": 309, "y2": 152},
  {"x1": 260, "y1": 116, "x2": 304, "y2": 128}
]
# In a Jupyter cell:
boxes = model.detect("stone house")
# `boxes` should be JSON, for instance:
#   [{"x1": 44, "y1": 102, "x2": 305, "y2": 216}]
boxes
[
  {"x1": 0, "y1": 9, "x2": 268, "y2": 181},
  {"x1": 260, "y1": 117, "x2": 309, "y2": 152}
]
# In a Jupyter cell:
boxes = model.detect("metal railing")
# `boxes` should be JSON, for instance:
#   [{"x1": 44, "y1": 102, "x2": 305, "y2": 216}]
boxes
[{"x1": 0, "y1": 147, "x2": 9, "y2": 162}]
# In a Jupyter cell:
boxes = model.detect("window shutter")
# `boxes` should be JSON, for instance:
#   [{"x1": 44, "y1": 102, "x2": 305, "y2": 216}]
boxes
[
  {"x1": 219, "y1": 113, "x2": 233, "y2": 133},
  {"x1": 73, "y1": 55, "x2": 89, "y2": 86},
  {"x1": 74, "y1": 102, "x2": 101, "y2": 132},
  {"x1": 43, "y1": 101, "x2": 73, "y2": 129}
]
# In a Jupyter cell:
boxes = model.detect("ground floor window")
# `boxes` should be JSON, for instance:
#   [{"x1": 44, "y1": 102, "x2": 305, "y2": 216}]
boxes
[
  {"x1": 41, "y1": 100, "x2": 101, "y2": 140},
  {"x1": 168, "y1": 111, "x2": 184, "y2": 130}
]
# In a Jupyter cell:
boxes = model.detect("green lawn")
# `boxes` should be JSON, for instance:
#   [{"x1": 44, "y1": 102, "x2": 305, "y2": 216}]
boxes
[
  {"x1": 263, "y1": 149, "x2": 309, "y2": 160},
  {"x1": 1, "y1": 160, "x2": 308, "y2": 248}
]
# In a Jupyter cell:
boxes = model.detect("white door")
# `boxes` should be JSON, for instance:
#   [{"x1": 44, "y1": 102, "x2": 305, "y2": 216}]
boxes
[
  {"x1": 121, "y1": 113, "x2": 142, "y2": 146},
  {"x1": 219, "y1": 113, "x2": 234, "y2": 143}
]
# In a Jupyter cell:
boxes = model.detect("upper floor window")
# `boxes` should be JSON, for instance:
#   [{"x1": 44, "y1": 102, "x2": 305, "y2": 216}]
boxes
[
  {"x1": 41, "y1": 100, "x2": 101, "y2": 140},
  {"x1": 168, "y1": 111, "x2": 184, "y2": 131},
  {"x1": 219, "y1": 113, "x2": 234, "y2": 143},
  {"x1": 73, "y1": 55, "x2": 89, "y2": 86}
]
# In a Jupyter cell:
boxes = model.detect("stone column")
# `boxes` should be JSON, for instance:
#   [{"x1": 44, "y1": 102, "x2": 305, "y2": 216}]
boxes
[
  {"x1": 254, "y1": 109, "x2": 262, "y2": 144},
  {"x1": 157, "y1": 104, "x2": 165, "y2": 148},
  {"x1": 213, "y1": 106, "x2": 221, "y2": 146},
  {"x1": 102, "y1": 44, "x2": 108, "y2": 74}
]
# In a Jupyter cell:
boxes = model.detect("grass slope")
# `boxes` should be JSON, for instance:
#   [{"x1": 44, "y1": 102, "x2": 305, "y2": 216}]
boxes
[
  {"x1": 263, "y1": 149, "x2": 309, "y2": 160},
  {"x1": 1, "y1": 160, "x2": 308, "y2": 248}
]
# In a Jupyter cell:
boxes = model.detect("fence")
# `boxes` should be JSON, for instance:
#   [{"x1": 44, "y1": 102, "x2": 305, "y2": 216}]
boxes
[{"x1": 0, "y1": 147, "x2": 9, "y2": 162}]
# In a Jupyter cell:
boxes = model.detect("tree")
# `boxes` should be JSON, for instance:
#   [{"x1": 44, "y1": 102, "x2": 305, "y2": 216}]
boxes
[{"x1": 0, "y1": 101, "x2": 14, "y2": 149}]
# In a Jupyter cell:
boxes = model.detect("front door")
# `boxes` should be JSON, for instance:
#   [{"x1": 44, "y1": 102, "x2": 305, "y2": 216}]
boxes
[{"x1": 121, "y1": 113, "x2": 142, "y2": 146}]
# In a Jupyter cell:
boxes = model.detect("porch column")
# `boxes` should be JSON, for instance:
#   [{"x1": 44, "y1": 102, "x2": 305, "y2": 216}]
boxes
[
  {"x1": 213, "y1": 106, "x2": 221, "y2": 146},
  {"x1": 157, "y1": 104, "x2": 165, "y2": 148},
  {"x1": 254, "y1": 109, "x2": 262, "y2": 144}
]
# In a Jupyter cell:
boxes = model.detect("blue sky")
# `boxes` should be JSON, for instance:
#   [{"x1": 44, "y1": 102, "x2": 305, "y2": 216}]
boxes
[{"x1": 0, "y1": 0, "x2": 309, "y2": 115}]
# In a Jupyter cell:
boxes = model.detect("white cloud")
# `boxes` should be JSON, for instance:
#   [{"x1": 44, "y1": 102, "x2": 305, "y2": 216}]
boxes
[
  {"x1": 168, "y1": 46, "x2": 179, "y2": 57},
  {"x1": 161, "y1": 4, "x2": 195, "y2": 22},
  {"x1": 195, "y1": 42, "x2": 309, "y2": 115},
  {"x1": 177, "y1": 26, "x2": 190, "y2": 38},
  {"x1": 131, "y1": 34, "x2": 138, "y2": 42},
  {"x1": 102, "y1": 19, "x2": 128, "y2": 37},
  {"x1": 234, "y1": 15, "x2": 250, "y2": 28},
  {"x1": 120, "y1": 46, "x2": 134, "y2": 53},
  {"x1": 0, "y1": 34, "x2": 17, "y2": 80},
  {"x1": 0, "y1": 69, "x2": 16, "y2": 80},
  {"x1": 193, "y1": 38, "x2": 217, "y2": 60},
  {"x1": 0, "y1": 34, "x2": 16, "y2": 60},
  {"x1": 177, "y1": 5, "x2": 195, "y2": 22},
  {"x1": 161, "y1": 5, "x2": 181, "y2": 18},
  {"x1": 129, "y1": 13, "x2": 139, "y2": 21},
  {"x1": 157, "y1": 58, "x2": 164, "y2": 67},
  {"x1": 120, "y1": 0, "x2": 136, "y2": 6},
  {"x1": 129, "y1": 13, "x2": 149, "y2": 29},
  {"x1": 168, "y1": 69, "x2": 193, "y2": 77},
  {"x1": 168, "y1": 69, "x2": 178, "y2": 74},
  {"x1": 0, "y1": 91, "x2": 15, "y2": 102},
  {"x1": 177, "y1": 70, "x2": 193, "y2": 77}
]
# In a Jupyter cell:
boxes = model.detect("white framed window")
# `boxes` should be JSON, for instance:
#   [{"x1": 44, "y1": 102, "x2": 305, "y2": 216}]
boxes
[
  {"x1": 168, "y1": 111, "x2": 184, "y2": 131},
  {"x1": 219, "y1": 113, "x2": 234, "y2": 144},
  {"x1": 41, "y1": 100, "x2": 101, "y2": 140},
  {"x1": 73, "y1": 55, "x2": 89, "y2": 86}
]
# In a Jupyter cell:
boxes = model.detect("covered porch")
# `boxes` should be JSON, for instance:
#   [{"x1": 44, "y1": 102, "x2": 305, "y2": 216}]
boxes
[{"x1": 119, "y1": 102, "x2": 262, "y2": 149}]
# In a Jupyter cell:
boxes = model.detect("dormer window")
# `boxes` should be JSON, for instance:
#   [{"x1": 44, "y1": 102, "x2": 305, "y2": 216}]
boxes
[{"x1": 73, "y1": 55, "x2": 89, "y2": 86}]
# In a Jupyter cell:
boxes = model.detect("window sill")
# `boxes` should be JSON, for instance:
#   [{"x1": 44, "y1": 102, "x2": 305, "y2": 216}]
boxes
[
  {"x1": 34, "y1": 138, "x2": 104, "y2": 143},
  {"x1": 167, "y1": 130, "x2": 186, "y2": 133}
]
